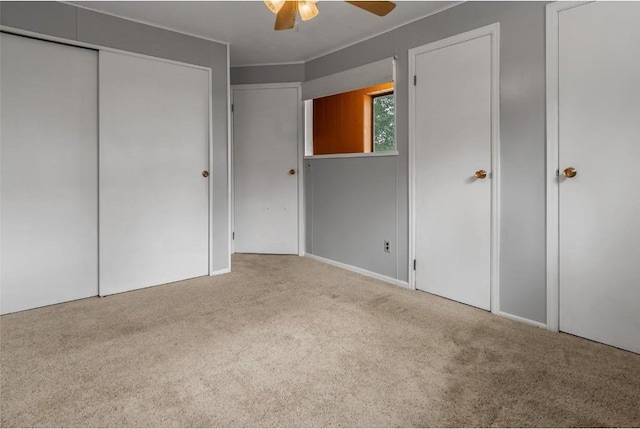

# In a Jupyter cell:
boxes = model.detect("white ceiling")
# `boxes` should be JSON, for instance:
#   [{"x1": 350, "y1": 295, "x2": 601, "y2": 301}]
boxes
[{"x1": 72, "y1": 1, "x2": 460, "y2": 66}]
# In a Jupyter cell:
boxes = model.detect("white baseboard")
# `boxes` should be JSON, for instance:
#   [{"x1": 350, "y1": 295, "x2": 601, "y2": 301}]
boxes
[
  {"x1": 209, "y1": 268, "x2": 231, "y2": 276},
  {"x1": 303, "y1": 255, "x2": 548, "y2": 330},
  {"x1": 497, "y1": 311, "x2": 547, "y2": 329},
  {"x1": 306, "y1": 254, "x2": 410, "y2": 289}
]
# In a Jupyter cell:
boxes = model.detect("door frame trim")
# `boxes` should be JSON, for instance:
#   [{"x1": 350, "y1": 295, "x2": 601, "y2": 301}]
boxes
[
  {"x1": 545, "y1": 1, "x2": 591, "y2": 332},
  {"x1": 230, "y1": 82, "x2": 305, "y2": 256},
  {"x1": 408, "y1": 23, "x2": 501, "y2": 314}
]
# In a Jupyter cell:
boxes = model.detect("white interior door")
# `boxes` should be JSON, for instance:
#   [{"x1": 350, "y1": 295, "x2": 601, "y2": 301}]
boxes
[
  {"x1": 99, "y1": 51, "x2": 210, "y2": 296},
  {"x1": 413, "y1": 32, "x2": 495, "y2": 310},
  {"x1": 0, "y1": 34, "x2": 98, "y2": 314},
  {"x1": 557, "y1": 2, "x2": 640, "y2": 353},
  {"x1": 233, "y1": 86, "x2": 299, "y2": 254}
]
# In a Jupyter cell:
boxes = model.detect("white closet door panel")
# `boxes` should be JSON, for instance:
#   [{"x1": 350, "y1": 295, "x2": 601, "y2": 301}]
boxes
[
  {"x1": 558, "y1": 2, "x2": 640, "y2": 353},
  {"x1": 414, "y1": 35, "x2": 492, "y2": 310},
  {"x1": 233, "y1": 87, "x2": 299, "y2": 254},
  {"x1": 99, "y1": 51, "x2": 209, "y2": 296},
  {"x1": 0, "y1": 34, "x2": 98, "y2": 314}
]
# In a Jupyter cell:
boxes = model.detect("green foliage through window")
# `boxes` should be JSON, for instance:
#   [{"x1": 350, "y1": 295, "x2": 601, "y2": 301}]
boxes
[{"x1": 373, "y1": 93, "x2": 395, "y2": 152}]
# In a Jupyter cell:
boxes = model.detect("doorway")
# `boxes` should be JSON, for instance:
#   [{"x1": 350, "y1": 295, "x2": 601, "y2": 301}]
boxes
[
  {"x1": 546, "y1": 1, "x2": 640, "y2": 353},
  {"x1": 232, "y1": 84, "x2": 302, "y2": 255},
  {"x1": 409, "y1": 24, "x2": 501, "y2": 311}
]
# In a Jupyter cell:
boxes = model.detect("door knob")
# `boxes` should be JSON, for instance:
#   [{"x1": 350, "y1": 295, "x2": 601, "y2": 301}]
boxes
[
  {"x1": 474, "y1": 170, "x2": 487, "y2": 179},
  {"x1": 289, "y1": 169, "x2": 296, "y2": 175},
  {"x1": 202, "y1": 171, "x2": 209, "y2": 178},
  {"x1": 562, "y1": 167, "x2": 577, "y2": 178}
]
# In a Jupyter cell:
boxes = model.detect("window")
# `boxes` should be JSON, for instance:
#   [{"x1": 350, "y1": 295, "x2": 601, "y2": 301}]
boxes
[
  {"x1": 308, "y1": 82, "x2": 395, "y2": 156},
  {"x1": 372, "y1": 92, "x2": 395, "y2": 152}
]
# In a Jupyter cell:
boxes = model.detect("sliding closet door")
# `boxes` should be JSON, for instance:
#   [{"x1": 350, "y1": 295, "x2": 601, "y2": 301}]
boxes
[
  {"x1": 0, "y1": 33, "x2": 98, "y2": 314},
  {"x1": 99, "y1": 51, "x2": 210, "y2": 296}
]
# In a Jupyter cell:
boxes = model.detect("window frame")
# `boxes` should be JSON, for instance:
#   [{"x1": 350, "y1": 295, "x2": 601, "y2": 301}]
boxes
[{"x1": 370, "y1": 90, "x2": 395, "y2": 153}]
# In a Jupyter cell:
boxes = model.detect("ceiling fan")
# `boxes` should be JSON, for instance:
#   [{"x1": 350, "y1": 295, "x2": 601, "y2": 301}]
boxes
[{"x1": 264, "y1": 1, "x2": 397, "y2": 30}]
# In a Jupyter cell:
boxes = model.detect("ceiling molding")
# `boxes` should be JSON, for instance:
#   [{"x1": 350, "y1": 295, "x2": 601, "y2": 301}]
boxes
[
  {"x1": 63, "y1": 1, "x2": 230, "y2": 46},
  {"x1": 303, "y1": 1, "x2": 464, "y2": 63},
  {"x1": 231, "y1": 61, "x2": 306, "y2": 68},
  {"x1": 67, "y1": 1, "x2": 464, "y2": 66}
]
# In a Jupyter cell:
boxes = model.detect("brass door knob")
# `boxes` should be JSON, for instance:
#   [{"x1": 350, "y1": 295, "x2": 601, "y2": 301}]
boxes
[
  {"x1": 202, "y1": 171, "x2": 209, "y2": 178},
  {"x1": 563, "y1": 167, "x2": 577, "y2": 178},
  {"x1": 475, "y1": 170, "x2": 487, "y2": 179},
  {"x1": 289, "y1": 169, "x2": 296, "y2": 175}
]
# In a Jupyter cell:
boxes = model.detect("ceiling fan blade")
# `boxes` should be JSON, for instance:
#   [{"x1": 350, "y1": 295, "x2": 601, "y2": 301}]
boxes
[
  {"x1": 275, "y1": 1, "x2": 296, "y2": 30},
  {"x1": 345, "y1": 1, "x2": 396, "y2": 17}
]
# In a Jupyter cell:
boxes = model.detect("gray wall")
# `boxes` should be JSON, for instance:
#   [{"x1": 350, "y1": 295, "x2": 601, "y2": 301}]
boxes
[
  {"x1": 0, "y1": 1, "x2": 231, "y2": 273},
  {"x1": 231, "y1": 63, "x2": 305, "y2": 85},
  {"x1": 306, "y1": 156, "x2": 399, "y2": 279},
  {"x1": 237, "y1": 1, "x2": 549, "y2": 324}
]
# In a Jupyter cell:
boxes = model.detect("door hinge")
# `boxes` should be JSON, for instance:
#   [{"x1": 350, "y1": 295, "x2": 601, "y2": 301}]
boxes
[
  {"x1": 232, "y1": 232, "x2": 235, "y2": 240},
  {"x1": 413, "y1": 75, "x2": 417, "y2": 86},
  {"x1": 413, "y1": 259, "x2": 416, "y2": 270},
  {"x1": 231, "y1": 104, "x2": 234, "y2": 113}
]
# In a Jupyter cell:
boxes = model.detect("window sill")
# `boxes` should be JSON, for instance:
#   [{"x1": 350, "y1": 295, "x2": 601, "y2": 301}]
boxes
[{"x1": 304, "y1": 150, "x2": 399, "y2": 160}]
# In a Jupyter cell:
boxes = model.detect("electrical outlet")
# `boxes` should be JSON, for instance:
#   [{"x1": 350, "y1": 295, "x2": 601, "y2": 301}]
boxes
[{"x1": 384, "y1": 240, "x2": 390, "y2": 253}]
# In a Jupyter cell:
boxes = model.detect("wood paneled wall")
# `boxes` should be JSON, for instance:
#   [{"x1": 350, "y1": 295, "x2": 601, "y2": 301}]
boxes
[{"x1": 313, "y1": 82, "x2": 393, "y2": 155}]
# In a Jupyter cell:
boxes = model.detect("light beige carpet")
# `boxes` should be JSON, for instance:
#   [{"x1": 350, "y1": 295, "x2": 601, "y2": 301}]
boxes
[{"x1": 1, "y1": 254, "x2": 639, "y2": 427}]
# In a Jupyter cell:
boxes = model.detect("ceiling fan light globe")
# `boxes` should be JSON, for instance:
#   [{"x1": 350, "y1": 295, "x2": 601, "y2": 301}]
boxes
[
  {"x1": 264, "y1": 0, "x2": 285, "y2": 14},
  {"x1": 298, "y1": 1, "x2": 319, "y2": 21}
]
